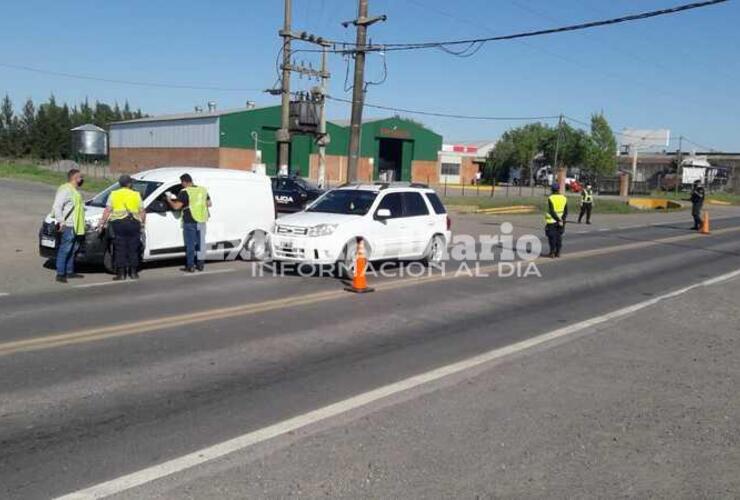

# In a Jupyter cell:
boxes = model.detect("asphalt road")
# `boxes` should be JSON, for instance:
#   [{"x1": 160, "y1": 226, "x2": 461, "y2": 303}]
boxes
[{"x1": 0, "y1": 178, "x2": 739, "y2": 498}]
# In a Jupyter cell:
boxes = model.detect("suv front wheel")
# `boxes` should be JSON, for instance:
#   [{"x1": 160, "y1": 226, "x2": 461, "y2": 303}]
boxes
[
  {"x1": 422, "y1": 234, "x2": 446, "y2": 265},
  {"x1": 335, "y1": 239, "x2": 360, "y2": 279}
]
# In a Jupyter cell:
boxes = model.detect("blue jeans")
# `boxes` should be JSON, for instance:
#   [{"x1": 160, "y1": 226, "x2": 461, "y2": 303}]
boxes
[
  {"x1": 56, "y1": 227, "x2": 80, "y2": 277},
  {"x1": 183, "y1": 222, "x2": 205, "y2": 269}
]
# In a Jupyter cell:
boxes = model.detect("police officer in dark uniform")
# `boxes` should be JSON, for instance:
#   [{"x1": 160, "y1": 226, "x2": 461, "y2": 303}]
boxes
[
  {"x1": 545, "y1": 183, "x2": 568, "y2": 258},
  {"x1": 690, "y1": 179, "x2": 705, "y2": 230}
]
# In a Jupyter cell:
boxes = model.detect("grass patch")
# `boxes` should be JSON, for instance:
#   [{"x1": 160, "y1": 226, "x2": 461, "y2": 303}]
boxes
[
  {"x1": 443, "y1": 195, "x2": 641, "y2": 214},
  {"x1": 0, "y1": 162, "x2": 112, "y2": 193},
  {"x1": 645, "y1": 190, "x2": 740, "y2": 206}
]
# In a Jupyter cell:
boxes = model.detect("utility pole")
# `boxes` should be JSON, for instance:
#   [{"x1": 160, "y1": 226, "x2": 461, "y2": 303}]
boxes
[
  {"x1": 344, "y1": 0, "x2": 386, "y2": 182},
  {"x1": 552, "y1": 114, "x2": 564, "y2": 192},
  {"x1": 675, "y1": 135, "x2": 683, "y2": 197},
  {"x1": 316, "y1": 45, "x2": 329, "y2": 188},
  {"x1": 277, "y1": 0, "x2": 292, "y2": 176}
]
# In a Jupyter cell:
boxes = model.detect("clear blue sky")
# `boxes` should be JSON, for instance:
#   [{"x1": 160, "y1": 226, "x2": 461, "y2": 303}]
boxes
[{"x1": 1, "y1": 0, "x2": 738, "y2": 150}]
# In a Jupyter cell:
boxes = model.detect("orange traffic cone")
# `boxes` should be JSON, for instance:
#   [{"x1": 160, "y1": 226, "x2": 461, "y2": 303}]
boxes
[
  {"x1": 345, "y1": 238, "x2": 374, "y2": 293},
  {"x1": 699, "y1": 211, "x2": 710, "y2": 235}
]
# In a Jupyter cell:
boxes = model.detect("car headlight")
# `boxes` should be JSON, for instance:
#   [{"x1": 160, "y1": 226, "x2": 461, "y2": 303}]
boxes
[{"x1": 308, "y1": 223, "x2": 338, "y2": 237}]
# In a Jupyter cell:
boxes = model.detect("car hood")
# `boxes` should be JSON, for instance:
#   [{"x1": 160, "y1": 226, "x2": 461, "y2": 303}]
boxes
[
  {"x1": 44, "y1": 204, "x2": 105, "y2": 226},
  {"x1": 277, "y1": 211, "x2": 363, "y2": 228}
]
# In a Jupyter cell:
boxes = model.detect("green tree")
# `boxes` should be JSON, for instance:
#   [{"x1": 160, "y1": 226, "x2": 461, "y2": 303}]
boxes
[
  {"x1": 19, "y1": 98, "x2": 35, "y2": 157},
  {"x1": 1, "y1": 94, "x2": 16, "y2": 156},
  {"x1": 584, "y1": 113, "x2": 617, "y2": 176},
  {"x1": 489, "y1": 122, "x2": 554, "y2": 182}
]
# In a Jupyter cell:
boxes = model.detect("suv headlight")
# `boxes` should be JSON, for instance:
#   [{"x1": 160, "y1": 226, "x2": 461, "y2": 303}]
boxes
[{"x1": 308, "y1": 223, "x2": 338, "y2": 237}]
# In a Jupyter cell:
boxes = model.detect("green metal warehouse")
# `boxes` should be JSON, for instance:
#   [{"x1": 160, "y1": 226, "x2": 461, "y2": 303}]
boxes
[{"x1": 109, "y1": 105, "x2": 443, "y2": 183}]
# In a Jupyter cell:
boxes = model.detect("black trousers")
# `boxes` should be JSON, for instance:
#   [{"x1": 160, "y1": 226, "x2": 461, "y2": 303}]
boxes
[
  {"x1": 691, "y1": 203, "x2": 703, "y2": 229},
  {"x1": 111, "y1": 218, "x2": 141, "y2": 270},
  {"x1": 545, "y1": 223, "x2": 564, "y2": 256},
  {"x1": 578, "y1": 203, "x2": 592, "y2": 223}
]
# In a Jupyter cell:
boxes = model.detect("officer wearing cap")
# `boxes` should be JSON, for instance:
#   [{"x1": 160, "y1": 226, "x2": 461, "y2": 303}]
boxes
[
  {"x1": 100, "y1": 175, "x2": 146, "y2": 280},
  {"x1": 578, "y1": 183, "x2": 594, "y2": 224},
  {"x1": 545, "y1": 183, "x2": 568, "y2": 258}
]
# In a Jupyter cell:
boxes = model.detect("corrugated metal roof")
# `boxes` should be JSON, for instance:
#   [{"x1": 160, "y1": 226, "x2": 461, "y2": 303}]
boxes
[
  {"x1": 70, "y1": 123, "x2": 106, "y2": 132},
  {"x1": 110, "y1": 105, "x2": 274, "y2": 125}
]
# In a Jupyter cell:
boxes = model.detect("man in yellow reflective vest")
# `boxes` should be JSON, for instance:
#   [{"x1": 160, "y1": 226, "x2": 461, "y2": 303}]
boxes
[
  {"x1": 167, "y1": 173, "x2": 211, "y2": 272},
  {"x1": 100, "y1": 175, "x2": 146, "y2": 280},
  {"x1": 545, "y1": 183, "x2": 568, "y2": 258},
  {"x1": 578, "y1": 183, "x2": 594, "y2": 224},
  {"x1": 51, "y1": 169, "x2": 86, "y2": 283}
]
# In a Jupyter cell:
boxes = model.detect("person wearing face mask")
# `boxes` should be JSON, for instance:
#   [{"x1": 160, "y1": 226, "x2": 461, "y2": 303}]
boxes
[{"x1": 51, "y1": 169, "x2": 86, "y2": 283}]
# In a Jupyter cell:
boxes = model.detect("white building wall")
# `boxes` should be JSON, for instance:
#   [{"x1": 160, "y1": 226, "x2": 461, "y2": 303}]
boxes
[{"x1": 110, "y1": 117, "x2": 219, "y2": 148}]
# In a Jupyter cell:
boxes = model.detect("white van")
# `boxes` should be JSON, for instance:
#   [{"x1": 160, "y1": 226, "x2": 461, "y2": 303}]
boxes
[{"x1": 39, "y1": 167, "x2": 275, "y2": 271}]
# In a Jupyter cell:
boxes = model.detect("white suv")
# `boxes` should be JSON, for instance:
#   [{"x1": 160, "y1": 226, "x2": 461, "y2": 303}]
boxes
[{"x1": 270, "y1": 183, "x2": 451, "y2": 269}]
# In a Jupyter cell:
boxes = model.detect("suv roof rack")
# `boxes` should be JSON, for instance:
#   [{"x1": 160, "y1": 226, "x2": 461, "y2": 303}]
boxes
[
  {"x1": 334, "y1": 181, "x2": 430, "y2": 190},
  {"x1": 373, "y1": 181, "x2": 429, "y2": 190}
]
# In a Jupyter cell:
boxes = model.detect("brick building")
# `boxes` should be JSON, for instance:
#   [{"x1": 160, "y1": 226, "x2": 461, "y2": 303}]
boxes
[{"x1": 438, "y1": 140, "x2": 497, "y2": 185}]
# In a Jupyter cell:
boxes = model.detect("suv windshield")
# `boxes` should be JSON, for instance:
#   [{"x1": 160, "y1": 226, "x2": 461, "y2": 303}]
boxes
[
  {"x1": 306, "y1": 190, "x2": 377, "y2": 215},
  {"x1": 87, "y1": 180, "x2": 163, "y2": 207}
]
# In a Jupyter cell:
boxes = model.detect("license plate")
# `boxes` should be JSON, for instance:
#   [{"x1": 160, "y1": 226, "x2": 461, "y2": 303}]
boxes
[{"x1": 41, "y1": 236, "x2": 56, "y2": 249}]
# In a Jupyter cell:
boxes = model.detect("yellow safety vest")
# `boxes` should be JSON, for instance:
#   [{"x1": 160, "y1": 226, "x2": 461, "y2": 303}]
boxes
[
  {"x1": 582, "y1": 189, "x2": 594, "y2": 204},
  {"x1": 184, "y1": 186, "x2": 209, "y2": 223},
  {"x1": 55, "y1": 183, "x2": 86, "y2": 235},
  {"x1": 545, "y1": 194, "x2": 567, "y2": 224},
  {"x1": 108, "y1": 187, "x2": 143, "y2": 221}
]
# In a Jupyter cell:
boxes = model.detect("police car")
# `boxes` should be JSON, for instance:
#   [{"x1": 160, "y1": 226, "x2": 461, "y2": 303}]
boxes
[{"x1": 271, "y1": 175, "x2": 324, "y2": 213}]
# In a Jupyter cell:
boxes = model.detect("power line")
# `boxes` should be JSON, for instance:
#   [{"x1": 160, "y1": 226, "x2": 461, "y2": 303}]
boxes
[
  {"x1": 0, "y1": 62, "x2": 264, "y2": 93},
  {"x1": 349, "y1": 0, "x2": 728, "y2": 53},
  {"x1": 327, "y1": 95, "x2": 560, "y2": 121}
]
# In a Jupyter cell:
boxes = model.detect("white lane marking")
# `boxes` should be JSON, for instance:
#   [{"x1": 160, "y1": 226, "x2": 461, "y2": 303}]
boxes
[
  {"x1": 74, "y1": 281, "x2": 130, "y2": 289},
  {"x1": 0, "y1": 292, "x2": 9, "y2": 297},
  {"x1": 182, "y1": 268, "x2": 235, "y2": 277},
  {"x1": 56, "y1": 267, "x2": 740, "y2": 500},
  {"x1": 598, "y1": 228, "x2": 610, "y2": 232}
]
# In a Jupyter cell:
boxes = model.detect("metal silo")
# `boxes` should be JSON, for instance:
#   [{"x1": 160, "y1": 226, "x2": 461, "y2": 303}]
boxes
[{"x1": 71, "y1": 124, "x2": 108, "y2": 157}]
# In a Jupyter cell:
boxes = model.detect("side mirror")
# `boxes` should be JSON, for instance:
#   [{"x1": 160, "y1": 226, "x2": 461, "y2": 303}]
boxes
[
  {"x1": 147, "y1": 200, "x2": 168, "y2": 213},
  {"x1": 375, "y1": 208, "x2": 392, "y2": 220}
]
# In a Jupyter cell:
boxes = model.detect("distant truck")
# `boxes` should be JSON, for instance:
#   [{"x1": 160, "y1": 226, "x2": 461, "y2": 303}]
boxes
[{"x1": 659, "y1": 156, "x2": 721, "y2": 191}]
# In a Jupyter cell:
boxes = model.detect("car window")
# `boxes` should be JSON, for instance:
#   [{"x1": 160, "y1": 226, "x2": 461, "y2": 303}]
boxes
[
  {"x1": 402, "y1": 192, "x2": 430, "y2": 217},
  {"x1": 87, "y1": 180, "x2": 163, "y2": 207},
  {"x1": 376, "y1": 193, "x2": 403, "y2": 218},
  {"x1": 306, "y1": 189, "x2": 377, "y2": 215},
  {"x1": 425, "y1": 192, "x2": 447, "y2": 214}
]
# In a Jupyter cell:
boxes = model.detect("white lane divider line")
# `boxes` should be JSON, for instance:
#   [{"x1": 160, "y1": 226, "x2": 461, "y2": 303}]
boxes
[
  {"x1": 598, "y1": 228, "x2": 610, "y2": 232},
  {"x1": 55, "y1": 267, "x2": 740, "y2": 500},
  {"x1": 0, "y1": 292, "x2": 9, "y2": 297},
  {"x1": 182, "y1": 268, "x2": 235, "y2": 277},
  {"x1": 74, "y1": 281, "x2": 130, "y2": 289}
]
